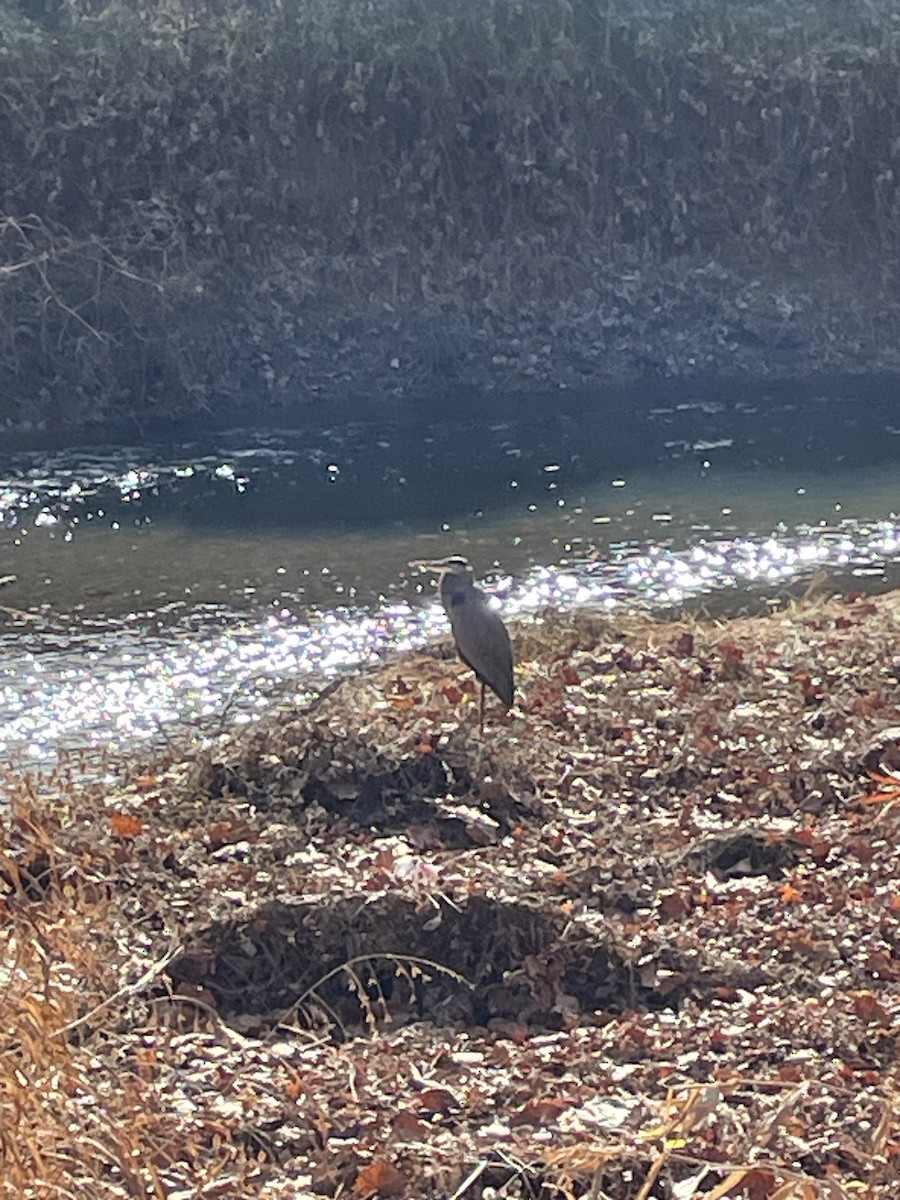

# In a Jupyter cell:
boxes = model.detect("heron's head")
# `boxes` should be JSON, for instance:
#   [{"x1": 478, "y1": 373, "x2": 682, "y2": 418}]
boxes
[{"x1": 409, "y1": 554, "x2": 474, "y2": 580}]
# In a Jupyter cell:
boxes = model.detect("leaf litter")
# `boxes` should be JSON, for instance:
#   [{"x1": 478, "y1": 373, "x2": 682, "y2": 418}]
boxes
[{"x1": 1, "y1": 590, "x2": 900, "y2": 1197}]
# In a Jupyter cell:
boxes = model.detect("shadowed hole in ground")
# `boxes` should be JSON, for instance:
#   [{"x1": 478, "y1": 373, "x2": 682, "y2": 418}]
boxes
[
  {"x1": 680, "y1": 828, "x2": 801, "y2": 879},
  {"x1": 167, "y1": 894, "x2": 772, "y2": 1037}
]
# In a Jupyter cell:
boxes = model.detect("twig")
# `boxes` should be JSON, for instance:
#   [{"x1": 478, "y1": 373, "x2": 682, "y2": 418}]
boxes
[
  {"x1": 265, "y1": 952, "x2": 473, "y2": 1044},
  {"x1": 634, "y1": 1149, "x2": 668, "y2": 1200},
  {"x1": 53, "y1": 942, "x2": 181, "y2": 1037},
  {"x1": 448, "y1": 1159, "x2": 488, "y2": 1200}
]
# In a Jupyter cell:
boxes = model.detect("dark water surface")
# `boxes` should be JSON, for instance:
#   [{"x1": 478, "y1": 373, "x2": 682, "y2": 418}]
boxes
[{"x1": 1, "y1": 379, "x2": 898, "y2": 769}]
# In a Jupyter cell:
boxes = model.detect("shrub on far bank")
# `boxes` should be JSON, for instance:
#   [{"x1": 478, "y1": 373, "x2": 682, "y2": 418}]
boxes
[{"x1": 1, "y1": 0, "x2": 900, "y2": 432}]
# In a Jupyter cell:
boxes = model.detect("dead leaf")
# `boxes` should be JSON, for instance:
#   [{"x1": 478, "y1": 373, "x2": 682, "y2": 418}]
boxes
[
  {"x1": 417, "y1": 1087, "x2": 457, "y2": 1115},
  {"x1": 852, "y1": 991, "x2": 890, "y2": 1024},
  {"x1": 859, "y1": 769, "x2": 900, "y2": 807},
  {"x1": 392, "y1": 1109, "x2": 430, "y2": 1139},
  {"x1": 673, "y1": 631, "x2": 694, "y2": 656},
  {"x1": 512, "y1": 1096, "x2": 567, "y2": 1126},
  {"x1": 111, "y1": 812, "x2": 145, "y2": 838},
  {"x1": 354, "y1": 1159, "x2": 406, "y2": 1198},
  {"x1": 797, "y1": 673, "x2": 824, "y2": 703},
  {"x1": 718, "y1": 642, "x2": 746, "y2": 680},
  {"x1": 207, "y1": 819, "x2": 255, "y2": 850},
  {"x1": 658, "y1": 890, "x2": 690, "y2": 919}
]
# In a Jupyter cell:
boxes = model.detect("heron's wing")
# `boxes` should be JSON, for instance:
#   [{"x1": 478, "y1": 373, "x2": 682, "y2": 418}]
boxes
[{"x1": 450, "y1": 597, "x2": 515, "y2": 708}]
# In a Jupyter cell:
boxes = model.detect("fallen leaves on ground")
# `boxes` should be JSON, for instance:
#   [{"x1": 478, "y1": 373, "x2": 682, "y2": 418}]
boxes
[{"x1": 2, "y1": 590, "x2": 900, "y2": 1198}]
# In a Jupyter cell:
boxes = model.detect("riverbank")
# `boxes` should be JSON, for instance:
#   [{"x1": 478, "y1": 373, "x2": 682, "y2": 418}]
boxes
[
  {"x1": 6, "y1": 249, "x2": 900, "y2": 446},
  {"x1": 122, "y1": 251, "x2": 900, "y2": 439},
  {"x1": 4, "y1": 0, "x2": 900, "y2": 439},
  {"x1": 3, "y1": 589, "x2": 899, "y2": 1196}
]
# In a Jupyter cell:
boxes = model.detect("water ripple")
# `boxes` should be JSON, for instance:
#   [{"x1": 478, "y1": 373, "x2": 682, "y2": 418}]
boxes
[{"x1": 2, "y1": 517, "x2": 898, "y2": 769}]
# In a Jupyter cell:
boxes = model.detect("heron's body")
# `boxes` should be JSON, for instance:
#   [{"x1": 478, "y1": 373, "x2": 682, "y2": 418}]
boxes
[{"x1": 411, "y1": 555, "x2": 514, "y2": 729}]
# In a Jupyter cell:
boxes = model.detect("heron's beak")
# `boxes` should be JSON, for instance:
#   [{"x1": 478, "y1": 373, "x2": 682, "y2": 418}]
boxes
[
  {"x1": 408, "y1": 558, "x2": 447, "y2": 572},
  {"x1": 408, "y1": 555, "x2": 473, "y2": 578}
]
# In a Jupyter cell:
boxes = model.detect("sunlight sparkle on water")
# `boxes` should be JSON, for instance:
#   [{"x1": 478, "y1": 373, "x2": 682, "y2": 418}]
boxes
[
  {"x1": 0, "y1": 441, "x2": 307, "y2": 528},
  {"x1": 3, "y1": 513, "x2": 900, "y2": 769},
  {"x1": 1, "y1": 426, "x2": 899, "y2": 770}
]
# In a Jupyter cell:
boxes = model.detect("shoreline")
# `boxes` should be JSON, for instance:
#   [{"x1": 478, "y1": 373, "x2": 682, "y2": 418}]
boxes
[
  {"x1": 311, "y1": 258, "x2": 900, "y2": 412},
  {"x1": 5, "y1": 255, "x2": 900, "y2": 446}
]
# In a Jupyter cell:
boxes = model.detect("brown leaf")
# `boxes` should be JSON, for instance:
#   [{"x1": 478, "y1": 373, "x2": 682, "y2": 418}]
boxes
[
  {"x1": 673, "y1": 631, "x2": 694, "y2": 656},
  {"x1": 511, "y1": 1096, "x2": 567, "y2": 1126},
  {"x1": 111, "y1": 812, "x2": 145, "y2": 838},
  {"x1": 866, "y1": 950, "x2": 900, "y2": 980},
  {"x1": 742, "y1": 1168, "x2": 780, "y2": 1200},
  {"x1": 172, "y1": 981, "x2": 218, "y2": 1011},
  {"x1": 852, "y1": 991, "x2": 890, "y2": 1024},
  {"x1": 852, "y1": 692, "x2": 885, "y2": 716},
  {"x1": 777, "y1": 1064, "x2": 803, "y2": 1082},
  {"x1": 809, "y1": 840, "x2": 831, "y2": 864},
  {"x1": 372, "y1": 847, "x2": 396, "y2": 872},
  {"x1": 859, "y1": 770, "x2": 900, "y2": 806},
  {"x1": 848, "y1": 838, "x2": 875, "y2": 862},
  {"x1": 718, "y1": 641, "x2": 746, "y2": 680},
  {"x1": 354, "y1": 1160, "x2": 406, "y2": 1198},
  {"x1": 868, "y1": 769, "x2": 900, "y2": 787},
  {"x1": 797, "y1": 673, "x2": 825, "y2": 704},
  {"x1": 546, "y1": 827, "x2": 565, "y2": 852},
  {"x1": 417, "y1": 1087, "x2": 457, "y2": 1115},
  {"x1": 845, "y1": 598, "x2": 877, "y2": 616},
  {"x1": 207, "y1": 819, "x2": 255, "y2": 850},
  {"x1": 392, "y1": 1110, "x2": 430, "y2": 1139},
  {"x1": 658, "y1": 890, "x2": 690, "y2": 919}
]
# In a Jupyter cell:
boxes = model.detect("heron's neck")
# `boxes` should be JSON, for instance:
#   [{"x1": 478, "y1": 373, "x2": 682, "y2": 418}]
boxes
[{"x1": 440, "y1": 575, "x2": 471, "y2": 607}]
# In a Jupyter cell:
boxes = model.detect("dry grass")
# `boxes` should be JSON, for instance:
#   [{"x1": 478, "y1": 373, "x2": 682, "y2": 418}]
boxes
[{"x1": 0, "y1": 777, "x2": 267, "y2": 1198}]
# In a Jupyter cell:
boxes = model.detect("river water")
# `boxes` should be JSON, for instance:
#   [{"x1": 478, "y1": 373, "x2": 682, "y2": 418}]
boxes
[{"x1": 1, "y1": 379, "x2": 898, "y2": 770}]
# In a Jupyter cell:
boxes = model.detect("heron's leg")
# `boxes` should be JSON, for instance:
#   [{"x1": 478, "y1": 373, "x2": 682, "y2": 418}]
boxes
[{"x1": 478, "y1": 682, "x2": 485, "y2": 735}]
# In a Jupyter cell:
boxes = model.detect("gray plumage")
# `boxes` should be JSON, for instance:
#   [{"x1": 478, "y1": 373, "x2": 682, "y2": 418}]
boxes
[{"x1": 411, "y1": 555, "x2": 515, "y2": 724}]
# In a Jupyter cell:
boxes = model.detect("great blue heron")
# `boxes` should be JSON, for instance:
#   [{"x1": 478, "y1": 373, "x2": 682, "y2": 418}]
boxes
[{"x1": 411, "y1": 555, "x2": 514, "y2": 732}]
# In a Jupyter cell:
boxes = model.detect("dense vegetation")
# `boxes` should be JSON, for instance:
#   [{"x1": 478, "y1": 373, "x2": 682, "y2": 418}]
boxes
[{"x1": 2, "y1": 0, "x2": 900, "y2": 434}]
